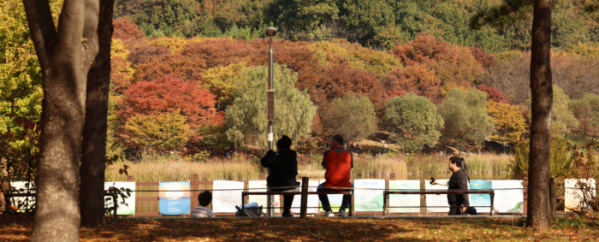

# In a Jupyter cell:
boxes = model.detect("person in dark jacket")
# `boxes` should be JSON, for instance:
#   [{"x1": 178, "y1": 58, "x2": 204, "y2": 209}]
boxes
[
  {"x1": 261, "y1": 135, "x2": 299, "y2": 217},
  {"x1": 433, "y1": 156, "x2": 470, "y2": 215}
]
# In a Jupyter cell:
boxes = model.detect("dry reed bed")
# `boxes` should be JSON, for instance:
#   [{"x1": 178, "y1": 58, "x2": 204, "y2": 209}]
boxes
[{"x1": 106, "y1": 153, "x2": 511, "y2": 182}]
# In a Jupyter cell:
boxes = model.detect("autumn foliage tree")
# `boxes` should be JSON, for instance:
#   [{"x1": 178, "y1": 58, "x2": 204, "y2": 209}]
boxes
[
  {"x1": 133, "y1": 54, "x2": 206, "y2": 82},
  {"x1": 384, "y1": 65, "x2": 441, "y2": 102},
  {"x1": 112, "y1": 17, "x2": 146, "y2": 44},
  {"x1": 477, "y1": 84, "x2": 510, "y2": 103},
  {"x1": 119, "y1": 75, "x2": 223, "y2": 142},
  {"x1": 125, "y1": 111, "x2": 193, "y2": 152},
  {"x1": 487, "y1": 100, "x2": 527, "y2": 143}
]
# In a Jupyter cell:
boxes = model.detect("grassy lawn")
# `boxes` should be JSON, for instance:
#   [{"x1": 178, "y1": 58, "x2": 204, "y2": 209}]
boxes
[{"x1": 1, "y1": 215, "x2": 598, "y2": 241}]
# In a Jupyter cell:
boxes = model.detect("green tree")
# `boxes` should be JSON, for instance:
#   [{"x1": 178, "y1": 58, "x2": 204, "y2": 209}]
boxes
[
  {"x1": 438, "y1": 88, "x2": 491, "y2": 151},
  {"x1": 570, "y1": 92, "x2": 599, "y2": 142},
  {"x1": 384, "y1": 93, "x2": 444, "y2": 153},
  {"x1": 527, "y1": 85, "x2": 579, "y2": 135},
  {"x1": 551, "y1": 85, "x2": 579, "y2": 135},
  {"x1": 125, "y1": 111, "x2": 193, "y2": 152},
  {"x1": 321, "y1": 92, "x2": 377, "y2": 146},
  {"x1": 225, "y1": 64, "x2": 316, "y2": 149}
]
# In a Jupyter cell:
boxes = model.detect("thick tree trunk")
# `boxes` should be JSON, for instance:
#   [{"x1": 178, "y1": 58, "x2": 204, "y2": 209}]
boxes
[
  {"x1": 527, "y1": 0, "x2": 553, "y2": 229},
  {"x1": 80, "y1": 0, "x2": 114, "y2": 227},
  {"x1": 23, "y1": 0, "x2": 101, "y2": 241}
]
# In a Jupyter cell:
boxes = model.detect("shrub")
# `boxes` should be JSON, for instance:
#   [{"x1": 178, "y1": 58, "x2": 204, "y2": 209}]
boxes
[{"x1": 385, "y1": 93, "x2": 444, "y2": 153}]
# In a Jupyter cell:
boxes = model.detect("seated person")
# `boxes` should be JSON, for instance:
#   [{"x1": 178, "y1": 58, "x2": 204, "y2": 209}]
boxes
[
  {"x1": 261, "y1": 135, "x2": 299, "y2": 217},
  {"x1": 191, "y1": 191, "x2": 215, "y2": 218},
  {"x1": 318, "y1": 134, "x2": 353, "y2": 217}
]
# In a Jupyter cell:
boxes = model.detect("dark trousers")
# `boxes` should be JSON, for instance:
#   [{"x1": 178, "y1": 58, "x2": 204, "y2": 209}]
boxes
[
  {"x1": 448, "y1": 204, "x2": 463, "y2": 215},
  {"x1": 317, "y1": 183, "x2": 352, "y2": 212},
  {"x1": 283, "y1": 195, "x2": 294, "y2": 215}
]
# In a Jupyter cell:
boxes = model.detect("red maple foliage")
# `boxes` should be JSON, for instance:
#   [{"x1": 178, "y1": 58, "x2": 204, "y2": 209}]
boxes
[
  {"x1": 298, "y1": 62, "x2": 385, "y2": 111},
  {"x1": 470, "y1": 47, "x2": 496, "y2": 69},
  {"x1": 181, "y1": 39, "x2": 257, "y2": 68},
  {"x1": 390, "y1": 33, "x2": 450, "y2": 65},
  {"x1": 119, "y1": 75, "x2": 224, "y2": 140},
  {"x1": 383, "y1": 65, "x2": 441, "y2": 102},
  {"x1": 112, "y1": 18, "x2": 146, "y2": 44},
  {"x1": 477, "y1": 84, "x2": 511, "y2": 103},
  {"x1": 127, "y1": 42, "x2": 171, "y2": 66},
  {"x1": 134, "y1": 55, "x2": 206, "y2": 82}
]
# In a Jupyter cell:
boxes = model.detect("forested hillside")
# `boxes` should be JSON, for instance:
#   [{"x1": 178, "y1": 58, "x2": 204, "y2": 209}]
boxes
[
  {"x1": 114, "y1": 0, "x2": 599, "y2": 51},
  {"x1": 2, "y1": 0, "x2": 599, "y2": 163}
]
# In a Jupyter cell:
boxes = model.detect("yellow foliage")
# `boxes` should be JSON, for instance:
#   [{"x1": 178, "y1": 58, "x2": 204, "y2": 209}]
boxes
[
  {"x1": 486, "y1": 100, "x2": 527, "y2": 143},
  {"x1": 311, "y1": 39, "x2": 401, "y2": 74},
  {"x1": 125, "y1": 111, "x2": 193, "y2": 152},
  {"x1": 568, "y1": 42, "x2": 599, "y2": 59},
  {"x1": 200, "y1": 62, "x2": 246, "y2": 104},
  {"x1": 149, "y1": 36, "x2": 187, "y2": 53},
  {"x1": 110, "y1": 39, "x2": 134, "y2": 91}
]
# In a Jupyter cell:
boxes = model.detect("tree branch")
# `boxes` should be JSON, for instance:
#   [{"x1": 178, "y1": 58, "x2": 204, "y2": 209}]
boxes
[{"x1": 21, "y1": 0, "x2": 58, "y2": 70}]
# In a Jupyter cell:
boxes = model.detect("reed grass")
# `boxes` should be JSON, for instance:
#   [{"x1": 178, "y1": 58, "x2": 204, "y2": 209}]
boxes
[
  {"x1": 402, "y1": 153, "x2": 511, "y2": 174},
  {"x1": 106, "y1": 153, "x2": 511, "y2": 182},
  {"x1": 106, "y1": 155, "x2": 261, "y2": 182}
]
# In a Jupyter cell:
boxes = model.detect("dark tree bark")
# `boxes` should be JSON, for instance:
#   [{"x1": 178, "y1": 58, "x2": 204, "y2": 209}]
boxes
[
  {"x1": 80, "y1": 0, "x2": 114, "y2": 227},
  {"x1": 22, "y1": 0, "x2": 100, "y2": 241},
  {"x1": 527, "y1": 0, "x2": 553, "y2": 229}
]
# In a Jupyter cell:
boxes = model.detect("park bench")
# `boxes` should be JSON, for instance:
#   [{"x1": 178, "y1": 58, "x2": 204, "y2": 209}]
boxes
[
  {"x1": 382, "y1": 189, "x2": 495, "y2": 216},
  {"x1": 241, "y1": 189, "x2": 354, "y2": 217}
]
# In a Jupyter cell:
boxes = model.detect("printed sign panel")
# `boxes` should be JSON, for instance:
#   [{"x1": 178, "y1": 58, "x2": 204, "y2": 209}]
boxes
[
  {"x1": 469, "y1": 180, "x2": 492, "y2": 213},
  {"x1": 565, "y1": 179, "x2": 596, "y2": 213},
  {"x1": 425, "y1": 179, "x2": 449, "y2": 213},
  {"x1": 212, "y1": 180, "x2": 245, "y2": 213},
  {"x1": 354, "y1": 179, "x2": 385, "y2": 211},
  {"x1": 492, "y1": 180, "x2": 523, "y2": 214},
  {"x1": 159, "y1": 182, "x2": 191, "y2": 215},
  {"x1": 247, "y1": 180, "x2": 280, "y2": 213},
  {"x1": 104, "y1": 182, "x2": 136, "y2": 215},
  {"x1": 290, "y1": 180, "x2": 319, "y2": 214},
  {"x1": 388, "y1": 180, "x2": 420, "y2": 213},
  {"x1": 9, "y1": 181, "x2": 36, "y2": 212}
]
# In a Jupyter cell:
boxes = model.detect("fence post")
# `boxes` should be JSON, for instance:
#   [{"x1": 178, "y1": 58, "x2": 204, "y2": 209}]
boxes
[
  {"x1": 420, "y1": 179, "x2": 426, "y2": 215},
  {"x1": 522, "y1": 175, "x2": 528, "y2": 216},
  {"x1": 550, "y1": 177, "x2": 556, "y2": 218},
  {"x1": 386, "y1": 173, "x2": 395, "y2": 216},
  {"x1": 300, "y1": 177, "x2": 309, "y2": 218}
]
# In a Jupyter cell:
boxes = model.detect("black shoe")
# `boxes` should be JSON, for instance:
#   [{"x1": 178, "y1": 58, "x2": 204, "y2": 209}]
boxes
[{"x1": 282, "y1": 212, "x2": 293, "y2": 218}]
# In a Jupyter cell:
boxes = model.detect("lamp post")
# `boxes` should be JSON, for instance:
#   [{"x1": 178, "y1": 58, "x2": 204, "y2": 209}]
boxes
[
  {"x1": 266, "y1": 27, "x2": 277, "y2": 150},
  {"x1": 265, "y1": 27, "x2": 277, "y2": 217}
]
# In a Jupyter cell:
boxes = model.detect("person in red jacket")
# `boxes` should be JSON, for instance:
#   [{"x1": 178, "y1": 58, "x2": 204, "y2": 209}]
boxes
[{"x1": 318, "y1": 134, "x2": 353, "y2": 217}]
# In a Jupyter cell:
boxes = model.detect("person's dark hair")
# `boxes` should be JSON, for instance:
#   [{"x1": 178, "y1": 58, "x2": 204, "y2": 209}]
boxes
[
  {"x1": 450, "y1": 156, "x2": 470, "y2": 182},
  {"x1": 331, "y1": 134, "x2": 344, "y2": 146},
  {"x1": 276, "y1": 135, "x2": 292, "y2": 150},
  {"x1": 198, "y1": 191, "x2": 212, "y2": 206}
]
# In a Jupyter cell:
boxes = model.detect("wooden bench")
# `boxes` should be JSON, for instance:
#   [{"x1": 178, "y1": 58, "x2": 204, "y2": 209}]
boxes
[
  {"x1": 241, "y1": 190, "x2": 354, "y2": 216},
  {"x1": 382, "y1": 189, "x2": 495, "y2": 216}
]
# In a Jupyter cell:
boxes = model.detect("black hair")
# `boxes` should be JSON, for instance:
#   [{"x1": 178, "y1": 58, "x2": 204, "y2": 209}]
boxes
[
  {"x1": 332, "y1": 134, "x2": 344, "y2": 146},
  {"x1": 450, "y1": 156, "x2": 470, "y2": 183},
  {"x1": 198, "y1": 191, "x2": 212, "y2": 206},
  {"x1": 276, "y1": 135, "x2": 292, "y2": 150}
]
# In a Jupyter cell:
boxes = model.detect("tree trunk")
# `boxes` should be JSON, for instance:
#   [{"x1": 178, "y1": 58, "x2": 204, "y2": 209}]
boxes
[
  {"x1": 80, "y1": 0, "x2": 114, "y2": 227},
  {"x1": 527, "y1": 0, "x2": 553, "y2": 230},
  {"x1": 23, "y1": 0, "x2": 101, "y2": 241}
]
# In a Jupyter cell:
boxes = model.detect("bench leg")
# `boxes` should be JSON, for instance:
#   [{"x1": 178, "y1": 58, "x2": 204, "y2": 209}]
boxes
[{"x1": 241, "y1": 195, "x2": 245, "y2": 216}]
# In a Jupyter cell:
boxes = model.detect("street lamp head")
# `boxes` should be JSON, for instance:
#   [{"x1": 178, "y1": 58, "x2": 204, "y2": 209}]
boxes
[{"x1": 265, "y1": 27, "x2": 277, "y2": 37}]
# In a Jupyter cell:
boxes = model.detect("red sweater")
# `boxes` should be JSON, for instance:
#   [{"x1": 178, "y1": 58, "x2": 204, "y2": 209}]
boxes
[{"x1": 321, "y1": 147, "x2": 353, "y2": 189}]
